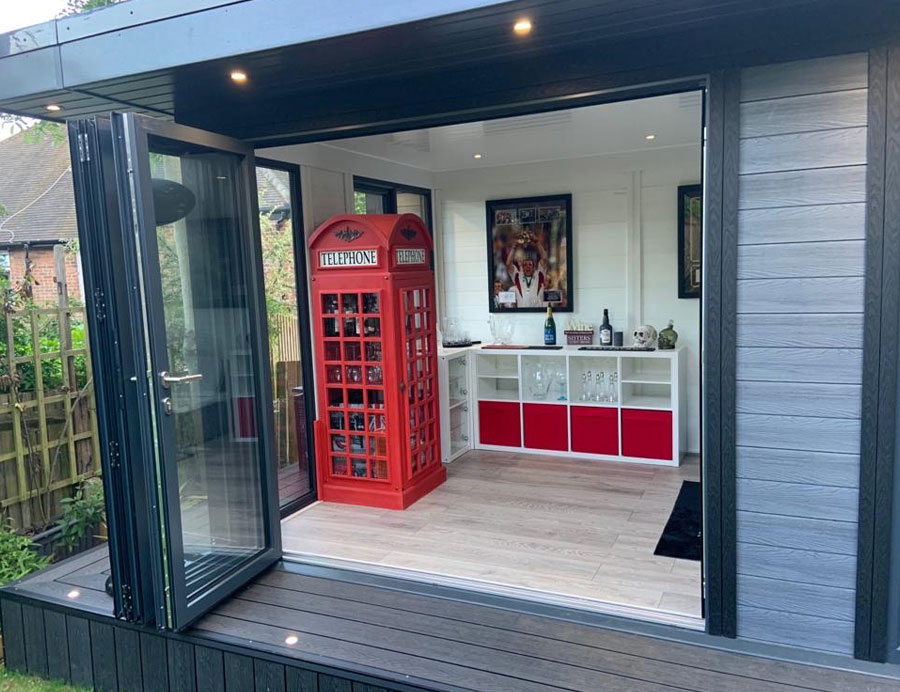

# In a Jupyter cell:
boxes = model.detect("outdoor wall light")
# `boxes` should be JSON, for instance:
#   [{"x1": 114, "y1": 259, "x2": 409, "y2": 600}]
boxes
[
  {"x1": 284, "y1": 635, "x2": 299, "y2": 645},
  {"x1": 45, "y1": 104, "x2": 62, "y2": 112},
  {"x1": 230, "y1": 70, "x2": 248, "y2": 83},
  {"x1": 513, "y1": 19, "x2": 532, "y2": 35}
]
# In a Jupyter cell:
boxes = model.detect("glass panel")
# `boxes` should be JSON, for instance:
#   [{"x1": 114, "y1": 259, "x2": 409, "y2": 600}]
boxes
[
  {"x1": 362, "y1": 293, "x2": 380, "y2": 314},
  {"x1": 396, "y1": 191, "x2": 428, "y2": 224},
  {"x1": 149, "y1": 139, "x2": 266, "y2": 604},
  {"x1": 341, "y1": 294, "x2": 359, "y2": 314}
]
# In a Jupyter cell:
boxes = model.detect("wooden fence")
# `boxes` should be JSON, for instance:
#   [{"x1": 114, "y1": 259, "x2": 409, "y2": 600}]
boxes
[{"x1": 0, "y1": 247, "x2": 100, "y2": 530}]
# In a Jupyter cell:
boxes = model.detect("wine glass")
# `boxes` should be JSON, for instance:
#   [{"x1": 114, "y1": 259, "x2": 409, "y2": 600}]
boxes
[
  {"x1": 583, "y1": 370, "x2": 592, "y2": 401},
  {"x1": 556, "y1": 367, "x2": 567, "y2": 401},
  {"x1": 608, "y1": 372, "x2": 618, "y2": 402},
  {"x1": 595, "y1": 372, "x2": 603, "y2": 402}
]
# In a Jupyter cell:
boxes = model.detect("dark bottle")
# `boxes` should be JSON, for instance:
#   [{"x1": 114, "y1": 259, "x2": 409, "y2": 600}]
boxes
[
  {"x1": 544, "y1": 306, "x2": 557, "y2": 345},
  {"x1": 599, "y1": 309, "x2": 613, "y2": 346}
]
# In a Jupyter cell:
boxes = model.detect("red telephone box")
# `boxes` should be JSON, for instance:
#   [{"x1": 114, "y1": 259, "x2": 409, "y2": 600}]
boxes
[{"x1": 309, "y1": 214, "x2": 446, "y2": 509}]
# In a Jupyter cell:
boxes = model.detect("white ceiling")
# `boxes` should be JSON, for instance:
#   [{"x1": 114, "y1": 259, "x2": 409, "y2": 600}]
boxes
[{"x1": 322, "y1": 91, "x2": 703, "y2": 172}]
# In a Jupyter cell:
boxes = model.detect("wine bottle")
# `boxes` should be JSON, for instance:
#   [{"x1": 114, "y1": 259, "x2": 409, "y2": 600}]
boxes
[
  {"x1": 544, "y1": 305, "x2": 557, "y2": 345},
  {"x1": 599, "y1": 309, "x2": 613, "y2": 346}
]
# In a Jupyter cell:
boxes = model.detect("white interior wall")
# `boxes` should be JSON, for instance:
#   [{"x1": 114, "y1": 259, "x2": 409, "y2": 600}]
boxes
[{"x1": 259, "y1": 138, "x2": 702, "y2": 453}]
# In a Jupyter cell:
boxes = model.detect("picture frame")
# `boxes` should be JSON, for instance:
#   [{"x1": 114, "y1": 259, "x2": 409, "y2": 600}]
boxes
[
  {"x1": 486, "y1": 193, "x2": 573, "y2": 313},
  {"x1": 677, "y1": 184, "x2": 702, "y2": 299}
]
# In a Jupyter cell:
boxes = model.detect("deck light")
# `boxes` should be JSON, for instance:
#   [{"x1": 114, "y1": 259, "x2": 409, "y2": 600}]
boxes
[
  {"x1": 66, "y1": 589, "x2": 80, "y2": 599},
  {"x1": 230, "y1": 70, "x2": 248, "y2": 83},
  {"x1": 45, "y1": 104, "x2": 62, "y2": 112},
  {"x1": 284, "y1": 635, "x2": 299, "y2": 645},
  {"x1": 473, "y1": 153, "x2": 483, "y2": 159},
  {"x1": 513, "y1": 19, "x2": 532, "y2": 35},
  {"x1": 645, "y1": 134, "x2": 656, "y2": 140}
]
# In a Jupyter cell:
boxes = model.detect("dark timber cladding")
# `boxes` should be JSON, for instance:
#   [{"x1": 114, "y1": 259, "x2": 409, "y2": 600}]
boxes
[
  {"x1": 734, "y1": 52, "x2": 869, "y2": 654},
  {"x1": 4, "y1": 551, "x2": 900, "y2": 692}
]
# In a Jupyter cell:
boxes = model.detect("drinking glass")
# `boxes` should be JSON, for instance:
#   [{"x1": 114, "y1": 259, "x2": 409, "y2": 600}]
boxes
[
  {"x1": 556, "y1": 367, "x2": 567, "y2": 401},
  {"x1": 583, "y1": 371, "x2": 592, "y2": 401},
  {"x1": 595, "y1": 372, "x2": 603, "y2": 402},
  {"x1": 608, "y1": 372, "x2": 618, "y2": 402}
]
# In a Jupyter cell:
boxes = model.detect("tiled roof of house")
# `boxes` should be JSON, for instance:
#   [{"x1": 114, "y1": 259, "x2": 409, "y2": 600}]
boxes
[{"x1": 0, "y1": 129, "x2": 78, "y2": 248}]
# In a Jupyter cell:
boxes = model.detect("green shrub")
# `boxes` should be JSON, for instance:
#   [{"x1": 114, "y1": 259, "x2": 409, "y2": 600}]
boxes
[
  {"x1": 58, "y1": 479, "x2": 105, "y2": 550},
  {"x1": 0, "y1": 524, "x2": 49, "y2": 586}
]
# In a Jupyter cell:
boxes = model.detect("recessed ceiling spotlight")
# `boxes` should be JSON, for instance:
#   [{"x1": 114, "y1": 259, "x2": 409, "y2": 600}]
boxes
[
  {"x1": 473, "y1": 153, "x2": 483, "y2": 159},
  {"x1": 45, "y1": 104, "x2": 62, "y2": 112},
  {"x1": 230, "y1": 70, "x2": 248, "y2": 83},
  {"x1": 513, "y1": 19, "x2": 532, "y2": 35},
  {"x1": 284, "y1": 635, "x2": 299, "y2": 645},
  {"x1": 66, "y1": 589, "x2": 80, "y2": 599},
  {"x1": 645, "y1": 134, "x2": 656, "y2": 141}
]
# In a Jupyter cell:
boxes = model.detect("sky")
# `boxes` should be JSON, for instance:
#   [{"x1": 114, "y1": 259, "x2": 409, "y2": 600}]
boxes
[{"x1": 0, "y1": 0, "x2": 70, "y2": 140}]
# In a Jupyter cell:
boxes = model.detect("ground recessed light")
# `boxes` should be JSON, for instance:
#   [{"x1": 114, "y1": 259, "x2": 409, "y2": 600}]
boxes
[
  {"x1": 645, "y1": 134, "x2": 656, "y2": 141},
  {"x1": 284, "y1": 635, "x2": 299, "y2": 645},
  {"x1": 45, "y1": 104, "x2": 62, "y2": 112},
  {"x1": 230, "y1": 70, "x2": 248, "y2": 83},
  {"x1": 513, "y1": 19, "x2": 532, "y2": 35},
  {"x1": 66, "y1": 589, "x2": 80, "y2": 599},
  {"x1": 473, "y1": 153, "x2": 483, "y2": 159}
]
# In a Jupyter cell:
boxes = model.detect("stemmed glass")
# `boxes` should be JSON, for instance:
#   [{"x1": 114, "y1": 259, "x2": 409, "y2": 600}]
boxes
[
  {"x1": 582, "y1": 371, "x2": 592, "y2": 401},
  {"x1": 608, "y1": 372, "x2": 618, "y2": 402},
  {"x1": 556, "y1": 367, "x2": 567, "y2": 401}
]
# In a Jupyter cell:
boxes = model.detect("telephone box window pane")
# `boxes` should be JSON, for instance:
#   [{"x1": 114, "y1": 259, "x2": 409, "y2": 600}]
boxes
[
  {"x1": 348, "y1": 389, "x2": 364, "y2": 408},
  {"x1": 332, "y1": 456, "x2": 348, "y2": 475},
  {"x1": 368, "y1": 390, "x2": 384, "y2": 409},
  {"x1": 350, "y1": 435, "x2": 365, "y2": 453},
  {"x1": 331, "y1": 435, "x2": 346, "y2": 452},
  {"x1": 351, "y1": 458, "x2": 367, "y2": 477},
  {"x1": 365, "y1": 342, "x2": 382, "y2": 362},
  {"x1": 342, "y1": 294, "x2": 359, "y2": 314},
  {"x1": 366, "y1": 366, "x2": 383, "y2": 385},
  {"x1": 322, "y1": 294, "x2": 339, "y2": 314},
  {"x1": 421, "y1": 289, "x2": 429, "y2": 309},
  {"x1": 369, "y1": 436, "x2": 386, "y2": 455},
  {"x1": 372, "y1": 459, "x2": 388, "y2": 479},
  {"x1": 324, "y1": 342, "x2": 341, "y2": 361},
  {"x1": 324, "y1": 318, "x2": 340, "y2": 337},
  {"x1": 326, "y1": 365, "x2": 342, "y2": 383},
  {"x1": 417, "y1": 382, "x2": 425, "y2": 402},
  {"x1": 363, "y1": 293, "x2": 380, "y2": 314},
  {"x1": 346, "y1": 365, "x2": 362, "y2": 384},
  {"x1": 344, "y1": 342, "x2": 361, "y2": 361},
  {"x1": 364, "y1": 318, "x2": 381, "y2": 337},
  {"x1": 328, "y1": 389, "x2": 343, "y2": 407},
  {"x1": 343, "y1": 318, "x2": 360, "y2": 337},
  {"x1": 349, "y1": 412, "x2": 365, "y2": 431},
  {"x1": 413, "y1": 290, "x2": 421, "y2": 308},
  {"x1": 329, "y1": 411, "x2": 345, "y2": 430},
  {"x1": 368, "y1": 414, "x2": 385, "y2": 432}
]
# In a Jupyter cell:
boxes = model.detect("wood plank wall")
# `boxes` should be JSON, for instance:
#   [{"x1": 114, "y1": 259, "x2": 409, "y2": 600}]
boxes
[
  {"x1": 0, "y1": 599, "x2": 410, "y2": 692},
  {"x1": 734, "y1": 52, "x2": 869, "y2": 654}
]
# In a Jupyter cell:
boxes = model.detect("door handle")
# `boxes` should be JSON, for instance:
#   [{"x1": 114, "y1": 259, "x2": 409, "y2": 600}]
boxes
[{"x1": 160, "y1": 371, "x2": 203, "y2": 388}]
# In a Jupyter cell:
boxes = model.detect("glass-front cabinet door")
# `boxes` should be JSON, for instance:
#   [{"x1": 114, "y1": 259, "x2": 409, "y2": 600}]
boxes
[{"x1": 71, "y1": 113, "x2": 280, "y2": 630}]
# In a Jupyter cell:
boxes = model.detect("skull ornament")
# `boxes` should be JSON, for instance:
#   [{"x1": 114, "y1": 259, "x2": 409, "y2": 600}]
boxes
[{"x1": 632, "y1": 325, "x2": 658, "y2": 349}]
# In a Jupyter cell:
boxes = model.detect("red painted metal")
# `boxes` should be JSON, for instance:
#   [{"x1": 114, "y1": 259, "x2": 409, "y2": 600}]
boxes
[
  {"x1": 570, "y1": 406, "x2": 618, "y2": 455},
  {"x1": 621, "y1": 408, "x2": 673, "y2": 460},
  {"x1": 310, "y1": 214, "x2": 445, "y2": 509},
  {"x1": 477, "y1": 401, "x2": 521, "y2": 447},
  {"x1": 523, "y1": 403, "x2": 568, "y2": 451}
]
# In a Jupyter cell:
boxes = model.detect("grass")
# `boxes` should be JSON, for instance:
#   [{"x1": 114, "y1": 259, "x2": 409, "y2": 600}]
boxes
[{"x1": 0, "y1": 667, "x2": 89, "y2": 691}]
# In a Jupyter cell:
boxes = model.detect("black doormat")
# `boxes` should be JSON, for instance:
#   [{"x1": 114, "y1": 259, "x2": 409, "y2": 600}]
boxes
[{"x1": 654, "y1": 480, "x2": 701, "y2": 561}]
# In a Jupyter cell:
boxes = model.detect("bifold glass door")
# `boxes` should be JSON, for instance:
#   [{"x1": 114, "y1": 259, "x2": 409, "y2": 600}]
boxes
[{"x1": 71, "y1": 113, "x2": 281, "y2": 630}]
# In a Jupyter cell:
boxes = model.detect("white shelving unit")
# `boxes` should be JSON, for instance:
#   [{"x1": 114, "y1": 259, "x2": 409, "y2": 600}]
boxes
[{"x1": 438, "y1": 345, "x2": 686, "y2": 467}]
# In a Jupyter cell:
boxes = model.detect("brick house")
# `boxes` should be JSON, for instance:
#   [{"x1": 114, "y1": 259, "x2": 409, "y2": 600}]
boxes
[{"x1": 0, "y1": 129, "x2": 81, "y2": 305}]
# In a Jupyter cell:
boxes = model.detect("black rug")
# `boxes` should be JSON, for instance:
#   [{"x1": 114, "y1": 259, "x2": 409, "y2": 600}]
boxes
[{"x1": 653, "y1": 480, "x2": 701, "y2": 561}]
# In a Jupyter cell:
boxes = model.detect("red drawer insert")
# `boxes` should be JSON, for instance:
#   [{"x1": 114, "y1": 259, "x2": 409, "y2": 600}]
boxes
[
  {"x1": 621, "y1": 408, "x2": 673, "y2": 460},
  {"x1": 523, "y1": 403, "x2": 568, "y2": 451},
  {"x1": 570, "y1": 406, "x2": 618, "y2": 455},
  {"x1": 478, "y1": 401, "x2": 521, "y2": 447}
]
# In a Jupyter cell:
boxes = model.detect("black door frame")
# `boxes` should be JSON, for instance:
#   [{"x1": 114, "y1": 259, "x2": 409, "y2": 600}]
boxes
[{"x1": 255, "y1": 156, "x2": 319, "y2": 517}]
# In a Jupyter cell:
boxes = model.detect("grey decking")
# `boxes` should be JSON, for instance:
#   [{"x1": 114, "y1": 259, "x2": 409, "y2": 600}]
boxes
[
  {"x1": 4, "y1": 546, "x2": 900, "y2": 691},
  {"x1": 734, "y1": 51, "x2": 869, "y2": 654}
]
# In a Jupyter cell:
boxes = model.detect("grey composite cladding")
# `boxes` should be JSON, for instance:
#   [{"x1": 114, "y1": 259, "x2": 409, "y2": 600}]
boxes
[{"x1": 734, "y1": 51, "x2": 867, "y2": 655}]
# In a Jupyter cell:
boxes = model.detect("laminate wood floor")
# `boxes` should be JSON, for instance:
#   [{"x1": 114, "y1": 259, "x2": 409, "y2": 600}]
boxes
[{"x1": 281, "y1": 450, "x2": 703, "y2": 620}]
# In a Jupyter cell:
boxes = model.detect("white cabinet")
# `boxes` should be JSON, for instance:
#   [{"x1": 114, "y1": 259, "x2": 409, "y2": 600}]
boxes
[{"x1": 438, "y1": 349, "x2": 473, "y2": 462}]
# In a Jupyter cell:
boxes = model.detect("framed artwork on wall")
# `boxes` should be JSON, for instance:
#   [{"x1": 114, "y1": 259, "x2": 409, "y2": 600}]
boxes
[
  {"x1": 486, "y1": 193, "x2": 573, "y2": 313},
  {"x1": 677, "y1": 184, "x2": 702, "y2": 299}
]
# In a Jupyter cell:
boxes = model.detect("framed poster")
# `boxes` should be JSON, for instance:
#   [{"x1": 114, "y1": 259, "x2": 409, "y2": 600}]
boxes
[
  {"x1": 677, "y1": 184, "x2": 702, "y2": 299},
  {"x1": 486, "y1": 193, "x2": 573, "y2": 313}
]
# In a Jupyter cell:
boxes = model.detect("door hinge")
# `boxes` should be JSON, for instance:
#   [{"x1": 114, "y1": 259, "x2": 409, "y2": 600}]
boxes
[
  {"x1": 77, "y1": 132, "x2": 90, "y2": 163},
  {"x1": 108, "y1": 440, "x2": 121, "y2": 468},
  {"x1": 93, "y1": 287, "x2": 106, "y2": 321},
  {"x1": 120, "y1": 583, "x2": 133, "y2": 618}
]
